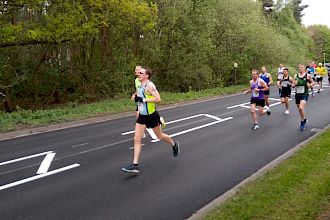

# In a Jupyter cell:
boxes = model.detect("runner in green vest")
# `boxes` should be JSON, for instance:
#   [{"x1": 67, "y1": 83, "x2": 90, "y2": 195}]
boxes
[{"x1": 292, "y1": 64, "x2": 313, "y2": 131}]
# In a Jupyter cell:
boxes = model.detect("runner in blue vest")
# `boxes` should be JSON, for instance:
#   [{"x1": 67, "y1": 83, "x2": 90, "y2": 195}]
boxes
[
  {"x1": 244, "y1": 69, "x2": 271, "y2": 129},
  {"x1": 259, "y1": 66, "x2": 273, "y2": 114}
]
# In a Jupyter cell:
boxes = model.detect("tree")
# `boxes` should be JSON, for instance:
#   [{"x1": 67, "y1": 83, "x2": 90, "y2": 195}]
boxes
[{"x1": 291, "y1": 0, "x2": 308, "y2": 24}]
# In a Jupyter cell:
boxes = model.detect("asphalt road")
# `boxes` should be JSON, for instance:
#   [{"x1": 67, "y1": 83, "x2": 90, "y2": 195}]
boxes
[{"x1": 1, "y1": 82, "x2": 330, "y2": 220}]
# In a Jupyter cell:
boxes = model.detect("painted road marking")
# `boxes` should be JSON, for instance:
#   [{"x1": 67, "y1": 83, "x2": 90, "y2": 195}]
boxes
[
  {"x1": 71, "y1": 143, "x2": 89, "y2": 148},
  {"x1": 122, "y1": 114, "x2": 233, "y2": 143},
  {"x1": 146, "y1": 128, "x2": 157, "y2": 140},
  {"x1": 0, "y1": 163, "x2": 80, "y2": 191},
  {"x1": 226, "y1": 102, "x2": 250, "y2": 109},
  {"x1": 0, "y1": 151, "x2": 53, "y2": 166},
  {"x1": 227, "y1": 98, "x2": 292, "y2": 110},
  {"x1": 151, "y1": 116, "x2": 234, "y2": 143},
  {"x1": 36, "y1": 153, "x2": 56, "y2": 174},
  {"x1": 121, "y1": 114, "x2": 206, "y2": 136}
]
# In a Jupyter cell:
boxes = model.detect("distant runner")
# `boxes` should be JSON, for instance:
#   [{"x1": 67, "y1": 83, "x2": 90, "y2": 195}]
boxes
[
  {"x1": 259, "y1": 66, "x2": 273, "y2": 113},
  {"x1": 277, "y1": 63, "x2": 285, "y2": 96},
  {"x1": 244, "y1": 69, "x2": 270, "y2": 130},
  {"x1": 315, "y1": 63, "x2": 327, "y2": 93},
  {"x1": 279, "y1": 68, "x2": 293, "y2": 115}
]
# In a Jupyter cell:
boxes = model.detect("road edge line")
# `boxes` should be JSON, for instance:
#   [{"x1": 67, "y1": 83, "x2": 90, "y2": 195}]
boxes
[{"x1": 187, "y1": 124, "x2": 330, "y2": 220}]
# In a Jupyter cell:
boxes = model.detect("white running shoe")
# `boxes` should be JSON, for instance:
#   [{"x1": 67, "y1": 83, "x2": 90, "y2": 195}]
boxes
[
  {"x1": 252, "y1": 124, "x2": 260, "y2": 130},
  {"x1": 285, "y1": 110, "x2": 289, "y2": 115},
  {"x1": 263, "y1": 106, "x2": 271, "y2": 115}
]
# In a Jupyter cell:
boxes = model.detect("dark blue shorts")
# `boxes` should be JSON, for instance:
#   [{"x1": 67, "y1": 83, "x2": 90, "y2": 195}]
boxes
[{"x1": 295, "y1": 94, "x2": 308, "y2": 104}]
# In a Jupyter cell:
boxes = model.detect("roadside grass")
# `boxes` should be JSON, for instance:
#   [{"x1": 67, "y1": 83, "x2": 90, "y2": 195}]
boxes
[
  {"x1": 0, "y1": 85, "x2": 246, "y2": 132},
  {"x1": 204, "y1": 129, "x2": 330, "y2": 220}
]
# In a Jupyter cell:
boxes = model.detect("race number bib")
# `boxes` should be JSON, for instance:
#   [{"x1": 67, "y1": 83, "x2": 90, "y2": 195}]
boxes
[
  {"x1": 296, "y1": 86, "x2": 305, "y2": 94},
  {"x1": 252, "y1": 90, "x2": 259, "y2": 97},
  {"x1": 281, "y1": 81, "x2": 289, "y2": 87}
]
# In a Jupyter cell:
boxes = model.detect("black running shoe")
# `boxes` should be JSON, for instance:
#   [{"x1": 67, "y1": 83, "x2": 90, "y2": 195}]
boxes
[
  {"x1": 122, "y1": 164, "x2": 139, "y2": 173},
  {"x1": 173, "y1": 141, "x2": 180, "y2": 157}
]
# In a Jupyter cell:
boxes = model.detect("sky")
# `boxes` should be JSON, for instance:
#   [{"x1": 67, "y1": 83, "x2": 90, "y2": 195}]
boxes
[{"x1": 301, "y1": 0, "x2": 330, "y2": 28}]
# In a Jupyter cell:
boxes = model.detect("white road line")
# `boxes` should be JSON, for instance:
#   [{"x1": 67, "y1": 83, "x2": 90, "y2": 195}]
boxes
[
  {"x1": 227, "y1": 102, "x2": 250, "y2": 109},
  {"x1": 203, "y1": 114, "x2": 223, "y2": 121},
  {"x1": 268, "y1": 98, "x2": 281, "y2": 101},
  {"x1": 151, "y1": 117, "x2": 234, "y2": 143},
  {"x1": 164, "y1": 114, "x2": 204, "y2": 125},
  {"x1": 71, "y1": 143, "x2": 89, "y2": 148},
  {"x1": 0, "y1": 163, "x2": 80, "y2": 191},
  {"x1": 0, "y1": 151, "x2": 53, "y2": 166},
  {"x1": 36, "y1": 153, "x2": 56, "y2": 174},
  {"x1": 146, "y1": 128, "x2": 157, "y2": 140},
  {"x1": 269, "y1": 102, "x2": 282, "y2": 107},
  {"x1": 227, "y1": 97, "x2": 294, "y2": 110},
  {"x1": 121, "y1": 114, "x2": 205, "y2": 135}
]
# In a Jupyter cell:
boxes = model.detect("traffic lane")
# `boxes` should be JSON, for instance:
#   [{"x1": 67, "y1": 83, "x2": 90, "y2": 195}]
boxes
[
  {"x1": 0, "y1": 116, "x2": 235, "y2": 219},
  {"x1": 0, "y1": 93, "x2": 239, "y2": 163},
  {"x1": 0, "y1": 118, "x2": 327, "y2": 219},
  {"x1": 0, "y1": 113, "x2": 228, "y2": 186},
  {"x1": 1, "y1": 85, "x2": 329, "y2": 219},
  {"x1": 0, "y1": 115, "x2": 138, "y2": 163},
  {"x1": 0, "y1": 133, "x2": 185, "y2": 219},
  {"x1": 169, "y1": 111, "x2": 320, "y2": 219}
]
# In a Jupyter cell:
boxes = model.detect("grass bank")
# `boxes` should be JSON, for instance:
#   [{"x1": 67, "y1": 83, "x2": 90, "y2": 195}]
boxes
[
  {"x1": 204, "y1": 128, "x2": 330, "y2": 220},
  {"x1": 0, "y1": 85, "x2": 246, "y2": 132}
]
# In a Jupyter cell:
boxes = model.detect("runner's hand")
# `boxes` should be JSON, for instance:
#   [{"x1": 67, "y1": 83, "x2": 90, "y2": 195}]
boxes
[{"x1": 136, "y1": 96, "x2": 145, "y2": 103}]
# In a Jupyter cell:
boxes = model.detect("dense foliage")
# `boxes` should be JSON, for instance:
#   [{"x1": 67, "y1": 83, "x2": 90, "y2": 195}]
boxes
[{"x1": 0, "y1": 0, "x2": 329, "y2": 112}]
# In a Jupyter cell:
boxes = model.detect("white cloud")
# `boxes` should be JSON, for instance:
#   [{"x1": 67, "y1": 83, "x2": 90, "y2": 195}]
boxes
[{"x1": 301, "y1": 0, "x2": 330, "y2": 28}]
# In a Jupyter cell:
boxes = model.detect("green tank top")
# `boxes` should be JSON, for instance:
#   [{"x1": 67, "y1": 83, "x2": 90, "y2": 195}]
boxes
[{"x1": 295, "y1": 73, "x2": 309, "y2": 96}]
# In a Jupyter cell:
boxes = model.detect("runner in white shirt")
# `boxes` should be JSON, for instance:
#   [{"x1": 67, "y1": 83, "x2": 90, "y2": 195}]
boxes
[{"x1": 277, "y1": 63, "x2": 285, "y2": 96}]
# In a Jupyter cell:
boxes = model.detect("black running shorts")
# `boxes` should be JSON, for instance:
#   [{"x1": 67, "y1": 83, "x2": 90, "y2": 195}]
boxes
[
  {"x1": 280, "y1": 88, "x2": 291, "y2": 98},
  {"x1": 316, "y1": 77, "x2": 323, "y2": 82},
  {"x1": 137, "y1": 111, "x2": 161, "y2": 128},
  {"x1": 250, "y1": 98, "x2": 265, "y2": 107}
]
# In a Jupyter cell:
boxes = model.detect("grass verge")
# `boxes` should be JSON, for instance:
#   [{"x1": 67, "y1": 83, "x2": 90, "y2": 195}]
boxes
[
  {"x1": 204, "y1": 128, "x2": 330, "y2": 220},
  {"x1": 0, "y1": 85, "x2": 246, "y2": 132}
]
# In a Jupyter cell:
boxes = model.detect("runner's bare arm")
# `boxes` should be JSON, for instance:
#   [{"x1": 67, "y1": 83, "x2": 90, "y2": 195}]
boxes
[
  {"x1": 268, "y1": 73, "x2": 273, "y2": 85},
  {"x1": 307, "y1": 74, "x2": 314, "y2": 88},
  {"x1": 145, "y1": 83, "x2": 161, "y2": 103},
  {"x1": 244, "y1": 81, "x2": 252, "y2": 94},
  {"x1": 131, "y1": 92, "x2": 137, "y2": 101},
  {"x1": 292, "y1": 74, "x2": 297, "y2": 87},
  {"x1": 260, "y1": 80, "x2": 269, "y2": 91}
]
